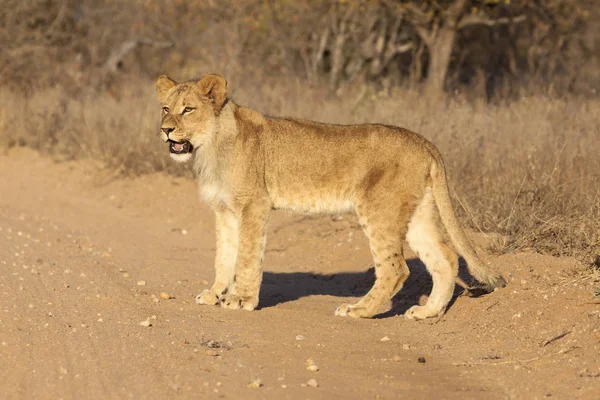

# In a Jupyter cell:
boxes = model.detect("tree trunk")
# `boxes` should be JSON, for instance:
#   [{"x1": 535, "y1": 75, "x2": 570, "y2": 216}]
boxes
[
  {"x1": 425, "y1": 25, "x2": 457, "y2": 94},
  {"x1": 412, "y1": 0, "x2": 467, "y2": 95}
]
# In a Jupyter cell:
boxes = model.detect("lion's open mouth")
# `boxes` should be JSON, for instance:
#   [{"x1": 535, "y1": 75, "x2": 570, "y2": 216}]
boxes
[{"x1": 169, "y1": 140, "x2": 193, "y2": 154}]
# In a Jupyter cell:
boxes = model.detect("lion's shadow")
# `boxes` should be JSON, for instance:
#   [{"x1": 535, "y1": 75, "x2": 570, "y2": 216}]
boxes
[{"x1": 259, "y1": 258, "x2": 477, "y2": 318}]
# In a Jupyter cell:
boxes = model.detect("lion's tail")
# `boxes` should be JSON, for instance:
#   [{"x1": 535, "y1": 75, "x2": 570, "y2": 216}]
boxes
[{"x1": 429, "y1": 158, "x2": 506, "y2": 290}]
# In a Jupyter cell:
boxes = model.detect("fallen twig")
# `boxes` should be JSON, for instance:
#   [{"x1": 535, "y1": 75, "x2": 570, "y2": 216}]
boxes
[
  {"x1": 453, "y1": 346, "x2": 580, "y2": 367},
  {"x1": 557, "y1": 346, "x2": 579, "y2": 355},
  {"x1": 541, "y1": 330, "x2": 571, "y2": 347},
  {"x1": 485, "y1": 300, "x2": 499, "y2": 311},
  {"x1": 577, "y1": 299, "x2": 600, "y2": 306},
  {"x1": 453, "y1": 356, "x2": 539, "y2": 367}
]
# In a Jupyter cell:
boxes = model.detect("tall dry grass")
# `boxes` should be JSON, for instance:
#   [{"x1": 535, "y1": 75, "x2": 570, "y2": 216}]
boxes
[{"x1": 0, "y1": 78, "x2": 598, "y2": 268}]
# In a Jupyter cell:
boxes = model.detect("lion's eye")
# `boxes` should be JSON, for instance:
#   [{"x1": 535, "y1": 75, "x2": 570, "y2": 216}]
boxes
[
  {"x1": 182, "y1": 107, "x2": 195, "y2": 115},
  {"x1": 162, "y1": 107, "x2": 169, "y2": 114}
]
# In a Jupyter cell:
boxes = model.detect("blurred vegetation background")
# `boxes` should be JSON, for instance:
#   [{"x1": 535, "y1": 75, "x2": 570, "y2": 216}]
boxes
[
  {"x1": 1, "y1": 0, "x2": 598, "y2": 96},
  {"x1": 0, "y1": 0, "x2": 598, "y2": 271}
]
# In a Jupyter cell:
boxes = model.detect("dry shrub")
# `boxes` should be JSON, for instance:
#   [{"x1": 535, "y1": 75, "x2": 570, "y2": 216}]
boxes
[
  {"x1": 0, "y1": 85, "x2": 188, "y2": 175},
  {"x1": 0, "y1": 78, "x2": 598, "y2": 267}
]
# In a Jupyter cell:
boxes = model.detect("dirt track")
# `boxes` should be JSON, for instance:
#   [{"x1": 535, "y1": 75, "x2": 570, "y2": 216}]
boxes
[{"x1": 0, "y1": 148, "x2": 598, "y2": 399}]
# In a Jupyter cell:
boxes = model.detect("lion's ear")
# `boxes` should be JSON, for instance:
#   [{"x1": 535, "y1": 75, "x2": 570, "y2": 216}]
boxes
[
  {"x1": 156, "y1": 75, "x2": 177, "y2": 103},
  {"x1": 197, "y1": 74, "x2": 227, "y2": 113}
]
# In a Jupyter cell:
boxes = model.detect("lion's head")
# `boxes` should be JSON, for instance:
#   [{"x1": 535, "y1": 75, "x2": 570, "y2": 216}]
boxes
[{"x1": 156, "y1": 74, "x2": 228, "y2": 162}]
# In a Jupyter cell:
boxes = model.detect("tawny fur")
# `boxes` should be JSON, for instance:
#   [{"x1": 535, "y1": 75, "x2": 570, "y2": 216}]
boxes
[{"x1": 156, "y1": 74, "x2": 506, "y2": 319}]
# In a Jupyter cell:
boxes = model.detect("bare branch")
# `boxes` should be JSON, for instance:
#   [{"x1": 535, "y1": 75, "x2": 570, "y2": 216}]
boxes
[
  {"x1": 412, "y1": 23, "x2": 434, "y2": 46},
  {"x1": 401, "y1": 2, "x2": 432, "y2": 25},
  {"x1": 458, "y1": 14, "x2": 526, "y2": 30},
  {"x1": 311, "y1": 26, "x2": 330, "y2": 78},
  {"x1": 136, "y1": 38, "x2": 175, "y2": 49},
  {"x1": 445, "y1": 0, "x2": 468, "y2": 25}
]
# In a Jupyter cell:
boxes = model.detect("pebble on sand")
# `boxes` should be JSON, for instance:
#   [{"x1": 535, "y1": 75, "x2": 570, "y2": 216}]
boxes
[
  {"x1": 380, "y1": 336, "x2": 390, "y2": 342},
  {"x1": 307, "y1": 379, "x2": 318, "y2": 388},
  {"x1": 139, "y1": 318, "x2": 151, "y2": 327},
  {"x1": 137, "y1": 280, "x2": 146, "y2": 286},
  {"x1": 306, "y1": 359, "x2": 319, "y2": 372},
  {"x1": 247, "y1": 378, "x2": 262, "y2": 388},
  {"x1": 160, "y1": 292, "x2": 170, "y2": 300}
]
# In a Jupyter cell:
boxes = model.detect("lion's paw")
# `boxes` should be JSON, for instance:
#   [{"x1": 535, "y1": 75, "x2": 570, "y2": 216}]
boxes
[
  {"x1": 220, "y1": 293, "x2": 258, "y2": 311},
  {"x1": 404, "y1": 305, "x2": 441, "y2": 320},
  {"x1": 334, "y1": 303, "x2": 372, "y2": 318},
  {"x1": 195, "y1": 289, "x2": 221, "y2": 306}
]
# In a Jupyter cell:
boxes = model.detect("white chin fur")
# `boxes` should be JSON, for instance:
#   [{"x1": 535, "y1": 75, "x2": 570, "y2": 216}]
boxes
[{"x1": 170, "y1": 152, "x2": 193, "y2": 163}]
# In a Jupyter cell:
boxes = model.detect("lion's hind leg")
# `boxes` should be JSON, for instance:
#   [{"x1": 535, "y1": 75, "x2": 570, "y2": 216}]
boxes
[
  {"x1": 405, "y1": 187, "x2": 458, "y2": 320},
  {"x1": 335, "y1": 199, "x2": 414, "y2": 318}
]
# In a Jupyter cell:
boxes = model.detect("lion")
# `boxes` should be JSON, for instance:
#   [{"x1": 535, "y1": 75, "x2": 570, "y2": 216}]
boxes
[{"x1": 155, "y1": 73, "x2": 505, "y2": 319}]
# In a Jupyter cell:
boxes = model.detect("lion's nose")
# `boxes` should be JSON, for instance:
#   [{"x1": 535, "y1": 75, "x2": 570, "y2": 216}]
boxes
[{"x1": 161, "y1": 127, "x2": 174, "y2": 136}]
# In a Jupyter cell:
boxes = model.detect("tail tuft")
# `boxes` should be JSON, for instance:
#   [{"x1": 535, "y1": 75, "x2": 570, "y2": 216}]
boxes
[{"x1": 479, "y1": 273, "x2": 507, "y2": 292}]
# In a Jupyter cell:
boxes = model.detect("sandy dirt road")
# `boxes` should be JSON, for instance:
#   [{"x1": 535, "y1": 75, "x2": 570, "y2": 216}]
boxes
[{"x1": 0, "y1": 148, "x2": 598, "y2": 399}]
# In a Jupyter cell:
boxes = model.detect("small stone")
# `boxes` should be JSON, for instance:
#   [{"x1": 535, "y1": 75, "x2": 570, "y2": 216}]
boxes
[
  {"x1": 247, "y1": 378, "x2": 262, "y2": 388},
  {"x1": 402, "y1": 344, "x2": 410, "y2": 350},
  {"x1": 296, "y1": 334, "x2": 305, "y2": 341},
  {"x1": 380, "y1": 336, "x2": 390, "y2": 342},
  {"x1": 137, "y1": 280, "x2": 146, "y2": 286},
  {"x1": 306, "y1": 358, "x2": 319, "y2": 372},
  {"x1": 281, "y1": 384, "x2": 287, "y2": 388},
  {"x1": 307, "y1": 379, "x2": 318, "y2": 388},
  {"x1": 418, "y1": 357, "x2": 426, "y2": 363},
  {"x1": 181, "y1": 229, "x2": 188, "y2": 235},
  {"x1": 139, "y1": 318, "x2": 151, "y2": 327},
  {"x1": 160, "y1": 292, "x2": 170, "y2": 300},
  {"x1": 393, "y1": 355, "x2": 401, "y2": 362},
  {"x1": 122, "y1": 273, "x2": 130, "y2": 278}
]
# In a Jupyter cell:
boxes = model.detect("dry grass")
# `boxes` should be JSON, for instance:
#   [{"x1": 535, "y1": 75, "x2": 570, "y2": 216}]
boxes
[{"x1": 1, "y1": 78, "x2": 599, "y2": 268}]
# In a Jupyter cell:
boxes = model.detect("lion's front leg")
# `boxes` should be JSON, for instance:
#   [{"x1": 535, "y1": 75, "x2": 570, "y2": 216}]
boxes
[
  {"x1": 220, "y1": 201, "x2": 269, "y2": 311},
  {"x1": 196, "y1": 208, "x2": 238, "y2": 306}
]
